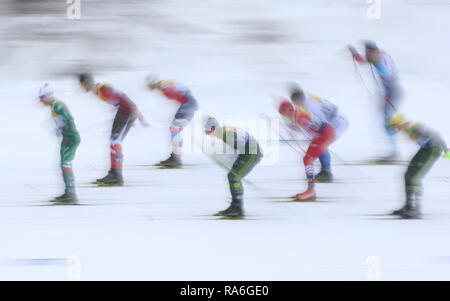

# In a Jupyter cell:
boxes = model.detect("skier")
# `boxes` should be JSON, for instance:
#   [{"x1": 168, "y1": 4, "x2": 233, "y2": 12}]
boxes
[
  {"x1": 348, "y1": 41, "x2": 401, "y2": 163},
  {"x1": 203, "y1": 117, "x2": 263, "y2": 218},
  {"x1": 278, "y1": 100, "x2": 333, "y2": 183},
  {"x1": 38, "y1": 84, "x2": 80, "y2": 204},
  {"x1": 146, "y1": 76, "x2": 199, "y2": 168},
  {"x1": 278, "y1": 85, "x2": 348, "y2": 201},
  {"x1": 388, "y1": 113, "x2": 450, "y2": 219},
  {"x1": 79, "y1": 73, "x2": 148, "y2": 186}
]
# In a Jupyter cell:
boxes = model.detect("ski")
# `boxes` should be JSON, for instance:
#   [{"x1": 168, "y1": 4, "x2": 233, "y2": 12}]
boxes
[
  {"x1": 195, "y1": 214, "x2": 280, "y2": 220},
  {"x1": 338, "y1": 160, "x2": 408, "y2": 166},
  {"x1": 32, "y1": 202, "x2": 90, "y2": 207}
]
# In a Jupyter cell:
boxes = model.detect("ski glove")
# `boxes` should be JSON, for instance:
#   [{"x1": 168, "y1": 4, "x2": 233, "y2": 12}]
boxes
[{"x1": 444, "y1": 149, "x2": 450, "y2": 160}]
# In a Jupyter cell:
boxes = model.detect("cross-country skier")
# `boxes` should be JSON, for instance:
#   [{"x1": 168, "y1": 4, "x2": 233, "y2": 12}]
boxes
[
  {"x1": 278, "y1": 85, "x2": 348, "y2": 201},
  {"x1": 203, "y1": 117, "x2": 263, "y2": 218},
  {"x1": 38, "y1": 84, "x2": 80, "y2": 204},
  {"x1": 348, "y1": 41, "x2": 401, "y2": 163},
  {"x1": 388, "y1": 113, "x2": 450, "y2": 219},
  {"x1": 278, "y1": 100, "x2": 333, "y2": 183},
  {"x1": 79, "y1": 73, "x2": 148, "y2": 186},
  {"x1": 146, "y1": 76, "x2": 199, "y2": 168}
]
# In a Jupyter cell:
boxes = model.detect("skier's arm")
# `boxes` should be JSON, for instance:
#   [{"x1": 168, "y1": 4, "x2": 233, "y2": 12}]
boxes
[
  {"x1": 119, "y1": 93, "x2": 149, "y2": 127},
  {"x1": 53, "y1": 102, "x2": 71, "y2": 123},
  {"x1": 348, "y1": 45, "x2": 365, "y2": 63},
  {"x1": 52, "y1": 102, "x2": 72, "y2": 136},
  {"x1": 444, "y1": 149, "x2": 450, "y2": 159},
  {"x1": 136, "y1": 110, "x2": 150, "y2": 127},
  {"x1": 440, "y1": 138, "x2": 450, "y2": 159}
]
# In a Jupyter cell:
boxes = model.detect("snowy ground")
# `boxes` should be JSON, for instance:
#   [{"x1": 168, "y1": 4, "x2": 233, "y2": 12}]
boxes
[{"x1": 0, "y1": 0, "x2": 450, "y2": 280}]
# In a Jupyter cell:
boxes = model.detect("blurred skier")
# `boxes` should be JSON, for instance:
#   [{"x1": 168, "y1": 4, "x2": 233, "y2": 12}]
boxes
[
  {"x1": 38, "y1": 84, "x2": 80, "y2": 204},
  {"x1": 203, "y1": 117, "x2": 263, "y2": 218},
  {"x1": 388, "y1": 113, "x2": 450, "y2": 219},
  {"x1": 348, "y1": 41, "x2": 401, "y2": 163},
  {"x1": 79, "y1": 73, "x2": 148, "y2": 186},
  {"x1": 278, "y1": 101, "x2": 333, "y2": 183},
  {"x1": 278, "y1": 85, "x2": 348, "y2": 201},
  {"x1": 146, "y1": 76, "x2": 199, "y2": 168}
]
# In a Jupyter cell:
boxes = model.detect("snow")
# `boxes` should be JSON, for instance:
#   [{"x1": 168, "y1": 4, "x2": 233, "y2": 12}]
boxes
[{"x1": 0, "y1": 0, "x2": 450, "y2": 280}]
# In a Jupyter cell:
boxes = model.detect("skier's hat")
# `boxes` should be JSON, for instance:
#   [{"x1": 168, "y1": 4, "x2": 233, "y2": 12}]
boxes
[
  {"x1": 278, "y1": 101, "x2": 294, "y2": 118},
  {"x1": 38, "y1": 83, "x2": 54, "y2": 98},
  {"x1": 146, "y1": 74, "x2": 160, "y2": 86},
  {"x1": 289, "y1": 83, "x2": 305, "y2": 101},
  {"x1": 389, "y1": 112, "x2": 407, "y2": 126},
  {"x1": 204, "y1": 116, "x2": 219, "y2": 132},
  {"x1": 364, "y1": 40, "x2": 378, "y2": 51},
  {"x1": 79, "y1": 73, "x2": 94, "y2": 84}
]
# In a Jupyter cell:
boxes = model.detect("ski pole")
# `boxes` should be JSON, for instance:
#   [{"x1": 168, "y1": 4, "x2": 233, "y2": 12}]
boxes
[
  {"x1": 368, "y1": 64, "x2": 398, "y2": 112},
  {"x1": 352, "y1": 58, "x2": 375, "y2": 97},
  {"x1": 282, "y1": 123, "x2": 308, "y2": 155},
  {"x1": 260, "y1": 114, "x2": 307, "y2": 156}
]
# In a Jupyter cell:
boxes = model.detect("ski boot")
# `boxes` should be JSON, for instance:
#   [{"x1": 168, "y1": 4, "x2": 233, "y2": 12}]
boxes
[
  {"x1": 315, "y1": 169, "x2": 333, "y2": 183},
  {"x1": 158, "y1": 153, "x2": 182, "y2": 168},
  {"x1": 214, "y1": 204, "x2": 244, "y2": 219},
  {"x1": 399, "y1": 204, "x2": 422, "y2": 219},
  {"x1": 51, "y1": 192, "x2": 78, "y2": 205},
  {"x1": 391, "y1": 203, "x2": 411, "y2": 216},
  {"x1": 94, "y1": 170, "x2": 123, "y2": 186},
  {"x1": 294, "y1": 188, "x2": 316, "y2": 201}
]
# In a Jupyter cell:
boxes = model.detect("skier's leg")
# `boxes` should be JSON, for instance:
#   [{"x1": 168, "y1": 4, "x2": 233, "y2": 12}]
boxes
[
  {"x1": 97, "y1": 113, "x2": 135, "y2": 184},
  {"x1": 227, "y1": 152, "x2": 262, "y2": 208},
  {"x1": 297, "y1": 125, "x2": 336, "y2": 200},
  {"x1": 161, "y1": 105, "x2": 197, "y2": 167},
  {"x1": 383, "y1": 85, "x2": 400, "y2": 158},
  {"x1": 173, "y1": 105, "x2": 195, "y2": 154},
  {"x1": 404, "y1": 151, "x2": 423, "y2": 204},
  {"x1": 384, "y1": 106, "x2": 396, "y2": 156},
  {"x1": 318, "y1": 150, "x2": 331, "y2": 171},
  {"x1": 110, "y1": 114, "x2": 125, "y2": 175},
  {"x1": 398, "y1": 147, "x2": 441, "y2": 217},
  {"x1": 406, "y1": 147, "x2": 441, "y2": 205},
  {"x1": 109, "y1": 113, "x2": 136, "y2": 175},
  {"x1": 60, "y1": 135, "x2": 80, "y2": 197},
  {"x1": 316, "y1": 150, "x2": 333, "y2": 183},
  {"x1": 316, "y1": 115, "x2": 348, "y2": 182}
]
